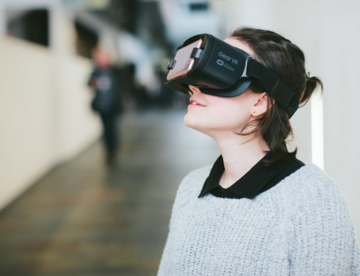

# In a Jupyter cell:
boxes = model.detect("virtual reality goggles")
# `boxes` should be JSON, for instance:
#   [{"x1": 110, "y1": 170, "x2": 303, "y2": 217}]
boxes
[{"x1": 165, "y1": 34, "x2": 299, "y2": 118}]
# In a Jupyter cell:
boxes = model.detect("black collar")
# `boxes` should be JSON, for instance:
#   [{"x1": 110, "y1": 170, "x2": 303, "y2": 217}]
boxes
[{"x1": 198, "y1": 152, "x2": 304, "y2": 199}]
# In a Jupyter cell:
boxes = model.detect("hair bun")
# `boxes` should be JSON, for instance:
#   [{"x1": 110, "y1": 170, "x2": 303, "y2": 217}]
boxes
[{"x1": 300, "y1": 76, "x2": 323, "y2": 106}]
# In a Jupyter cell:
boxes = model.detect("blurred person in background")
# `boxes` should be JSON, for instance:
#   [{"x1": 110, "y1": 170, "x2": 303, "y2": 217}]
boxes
[
  {"x1": 88, "y1": 47, "x2": 122, "y2": 165},
  {"x1": 158, "y1": 27, "x2": 360, "y2": 275}
]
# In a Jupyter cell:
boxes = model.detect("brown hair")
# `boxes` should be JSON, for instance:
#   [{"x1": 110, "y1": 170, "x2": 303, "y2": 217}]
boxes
[{"x1": 230, "y1": 27, "x2": 323, "y2": 165}]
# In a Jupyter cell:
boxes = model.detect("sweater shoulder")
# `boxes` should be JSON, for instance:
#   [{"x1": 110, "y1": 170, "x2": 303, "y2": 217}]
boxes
[
  {"x1": 280, "y1": 164, "x2": 355, "y2": 235},
  {"x1": 282, "y1": 164, "x2": 346, "y2": 203},
  {"x1": 177, "y1": 165, "x2": 212, "y2": 194},
  {"x1": 172, "y1": 165, "x2": 211, "y2": 209}
]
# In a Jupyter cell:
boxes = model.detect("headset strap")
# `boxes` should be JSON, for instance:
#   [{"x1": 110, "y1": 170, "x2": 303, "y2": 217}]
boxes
[{"x1": 246, "y1": 58, "x2": 299, "y2": 118}]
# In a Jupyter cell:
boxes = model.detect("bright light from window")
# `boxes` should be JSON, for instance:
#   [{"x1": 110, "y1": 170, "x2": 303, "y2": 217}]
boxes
[{"x1": 311, "y1": 88, "x2": 324, "y2": 169}]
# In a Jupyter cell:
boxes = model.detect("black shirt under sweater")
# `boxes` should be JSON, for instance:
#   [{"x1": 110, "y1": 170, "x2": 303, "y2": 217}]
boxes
[{"x1": 198, "y1": 152, "x2": 304, "y2": 199}]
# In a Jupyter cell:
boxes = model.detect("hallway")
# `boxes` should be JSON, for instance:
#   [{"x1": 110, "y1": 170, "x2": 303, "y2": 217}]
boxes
[{"x1": 0, "y1": 110, "x2": 220, "y2": 276}]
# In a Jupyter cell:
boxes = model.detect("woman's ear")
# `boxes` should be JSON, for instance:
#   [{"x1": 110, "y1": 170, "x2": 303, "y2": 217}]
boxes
[{"x1": 250, "y1": 93, "x2": 273, "y2": 117}]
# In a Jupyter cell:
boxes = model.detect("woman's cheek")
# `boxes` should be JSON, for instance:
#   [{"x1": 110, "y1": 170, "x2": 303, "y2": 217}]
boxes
[
  {"x1": 210, "y1": 99, "x2": 237, "y2": 118},
  {"x1": 207, "y1": 95, "x2": 228, "y2": 105}
]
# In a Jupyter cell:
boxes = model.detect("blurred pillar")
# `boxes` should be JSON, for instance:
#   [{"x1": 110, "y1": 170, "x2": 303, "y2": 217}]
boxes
[{"x1": 49, "y1": 0, "x2": 76, "y2": 54}]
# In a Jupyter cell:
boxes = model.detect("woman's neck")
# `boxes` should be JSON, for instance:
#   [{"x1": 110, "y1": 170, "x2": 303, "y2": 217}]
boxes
[{"x1": 214, "y1": 134, "x2": 270, "y2": 189}]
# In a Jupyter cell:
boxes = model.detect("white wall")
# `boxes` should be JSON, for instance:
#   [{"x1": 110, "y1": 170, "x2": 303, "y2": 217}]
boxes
[
  {"x1": 53, "y1": 51, "x2": 101, "y2": 161},
  {"x1": 227, "y1": 0, "x2": 360, "y2": 239},
  {"x1": 0, "y1": 0, "x2": 105, "y2": 211},
  {"x1": 0, "y1": 0, "x2": 157, "y2": 212},
  {"x1": 0, "y1": 37, "x2": 100, "y2": 211}
]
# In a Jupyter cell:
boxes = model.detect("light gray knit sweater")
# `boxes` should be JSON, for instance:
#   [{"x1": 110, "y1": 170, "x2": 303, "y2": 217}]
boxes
[{"x1": 158, "y1": 164, "x2": 360, "y2": 275}]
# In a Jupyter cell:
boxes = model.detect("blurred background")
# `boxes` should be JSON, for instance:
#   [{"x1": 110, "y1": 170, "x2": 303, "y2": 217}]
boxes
[{"x1": 0, "y1": 0, "x2": 359, "y2": 275}]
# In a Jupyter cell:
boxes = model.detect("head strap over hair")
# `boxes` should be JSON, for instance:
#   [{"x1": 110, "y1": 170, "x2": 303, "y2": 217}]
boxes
[{"x1": 246, "y1": 58, "x2": 300, "y2": 118}]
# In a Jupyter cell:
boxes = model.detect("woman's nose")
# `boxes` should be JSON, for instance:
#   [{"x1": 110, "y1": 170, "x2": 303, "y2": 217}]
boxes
[{"x1": 189, "y1": 85, "x2": 202, "y2": 94}]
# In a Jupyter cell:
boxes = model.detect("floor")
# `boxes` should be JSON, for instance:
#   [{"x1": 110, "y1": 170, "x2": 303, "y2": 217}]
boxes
[{"x1": 0, "y1": 110, "x2": 220, "y2": 276}]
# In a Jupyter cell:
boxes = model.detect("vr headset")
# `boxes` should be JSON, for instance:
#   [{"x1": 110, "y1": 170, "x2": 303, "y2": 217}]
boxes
[{"x1": 165, "y1": 34, "x2": 299, "y2": 118}]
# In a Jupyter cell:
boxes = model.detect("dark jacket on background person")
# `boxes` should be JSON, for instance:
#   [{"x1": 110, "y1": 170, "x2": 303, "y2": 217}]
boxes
[{"x1": 89, "y1": 66, "x2": 123, "y2": 115}]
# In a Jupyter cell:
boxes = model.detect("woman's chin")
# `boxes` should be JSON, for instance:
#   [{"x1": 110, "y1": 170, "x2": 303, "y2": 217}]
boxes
[
  {"x1": 183, "y1": 113, "x2": 194, "y2": 128},
  {"x1": 184, "y1": 114, "x2": 211, "y2": 136},
  {"x1": 184, "y1": 113, "x2": 202, "y2": 130}
]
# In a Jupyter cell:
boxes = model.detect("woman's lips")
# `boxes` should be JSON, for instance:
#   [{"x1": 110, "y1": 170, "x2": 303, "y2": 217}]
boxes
[{"x1": 189, "y1": 97, "x2": 206, "y2": 107}]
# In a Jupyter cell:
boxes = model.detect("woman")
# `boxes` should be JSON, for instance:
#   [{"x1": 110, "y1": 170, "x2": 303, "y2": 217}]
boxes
[{"x1": 158, "y1": 27, "x2": 360, "y2": 275}]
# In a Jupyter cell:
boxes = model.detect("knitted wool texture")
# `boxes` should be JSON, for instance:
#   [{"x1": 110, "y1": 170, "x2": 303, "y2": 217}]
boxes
[{"x1": 158, "y1": 164, "x2": 360, "y2": 275}]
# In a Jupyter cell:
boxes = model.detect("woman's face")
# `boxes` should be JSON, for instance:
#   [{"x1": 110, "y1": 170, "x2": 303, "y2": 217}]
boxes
[{"x1": 184, "y1": 38, "x2": 261, "y2": 137}]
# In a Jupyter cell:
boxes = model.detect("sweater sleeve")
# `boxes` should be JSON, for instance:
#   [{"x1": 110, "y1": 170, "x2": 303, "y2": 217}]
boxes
[
  {"x1": 157, "y1": 168, "x2": 207, "y2": 276},
  {"x1": 157, "y1": 230, "x2": 172, "y2": 276},
  {"x1": 352, "y1": 237, "x2": 360, "y2": 275},
  {"x1": 288, "y1": 172, "x2": 360, "y2": 275}
]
